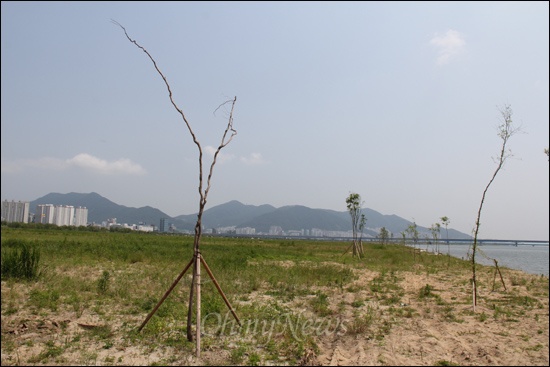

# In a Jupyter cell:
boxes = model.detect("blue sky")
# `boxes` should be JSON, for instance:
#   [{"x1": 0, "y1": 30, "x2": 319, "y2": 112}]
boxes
[{"x1": 1, "y1": 1, "x2": 548, "y2": 240}]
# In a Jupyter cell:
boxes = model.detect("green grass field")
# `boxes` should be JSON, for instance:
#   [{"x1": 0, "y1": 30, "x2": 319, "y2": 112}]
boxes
[{"x1": 1, "y1": 225, "x2": 548, "y2": 366}]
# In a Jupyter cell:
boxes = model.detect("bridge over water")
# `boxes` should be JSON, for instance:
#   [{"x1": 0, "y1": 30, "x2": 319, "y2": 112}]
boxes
[{"x1": 219, "y1": 233, "x2": 549, "y2": 246}]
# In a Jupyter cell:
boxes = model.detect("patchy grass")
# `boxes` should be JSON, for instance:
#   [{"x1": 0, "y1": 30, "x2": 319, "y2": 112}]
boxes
[{"x1": 1, "y1": 225, "x2": 548, "y2": 366}]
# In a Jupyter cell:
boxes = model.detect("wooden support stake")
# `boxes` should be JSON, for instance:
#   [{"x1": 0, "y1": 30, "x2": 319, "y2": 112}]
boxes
[
  {"x1": 201, "y1": 255, "x2": 241, "y2": 326},
  {"x1": 138, "y1": 257, "x2": 194, "y2": 332},
  {"x1": 341, "y1": 242, "x2": 354, "y2": 257},
  {"x1": 493, "y1": 259, "x2": 507, "y2": 291},
  {"x1": 492, "y1": 267, "x2": 498, "y2": 292}
]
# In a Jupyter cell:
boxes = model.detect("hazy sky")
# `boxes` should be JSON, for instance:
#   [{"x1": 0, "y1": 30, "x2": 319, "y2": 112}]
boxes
[{"x1": 2, "y1": 1, "x2": 549, "y2": 240}]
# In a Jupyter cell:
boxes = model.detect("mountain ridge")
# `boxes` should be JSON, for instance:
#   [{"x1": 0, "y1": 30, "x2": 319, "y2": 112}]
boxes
[{"x1": 27, "y1": 192, "x2": 471, "y2": 239}]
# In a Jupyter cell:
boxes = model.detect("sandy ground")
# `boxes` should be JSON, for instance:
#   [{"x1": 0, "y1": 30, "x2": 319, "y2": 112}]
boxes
[
  {"x1": 313, "y1": 266, "x2": 549, "y2": 366},
  {"x1": 1, "y1": 262, "x2": 548, "y2": 366}
]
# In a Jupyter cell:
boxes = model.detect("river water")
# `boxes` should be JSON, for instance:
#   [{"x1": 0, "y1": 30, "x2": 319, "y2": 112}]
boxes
[{"x1": 409, "y1": 243, "x2": 549, "y2": 277}]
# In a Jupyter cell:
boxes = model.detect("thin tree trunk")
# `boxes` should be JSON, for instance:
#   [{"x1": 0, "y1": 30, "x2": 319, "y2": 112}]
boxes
[
  {"x1": 472, "y1": 278, "x2": 476, "y2": 312},
  {"x1": 186, "y1": 256, "x2": 196, "y2": 342},
  {"x1": 196, "y1": 251, "x2": 201, "y2": 358},
  {"x1": 470, "y1": 104, "x2": 517, "y2": 311}
]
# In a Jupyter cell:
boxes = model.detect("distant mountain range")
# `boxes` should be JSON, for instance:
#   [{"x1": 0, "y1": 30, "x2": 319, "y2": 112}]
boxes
[{"x1": 29, "y1": 192, "x2": 471, "y2": 239}]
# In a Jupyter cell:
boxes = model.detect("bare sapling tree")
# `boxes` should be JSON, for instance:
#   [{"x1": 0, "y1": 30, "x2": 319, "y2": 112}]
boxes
[
  {"x1": 423, "y1": 234, "x2": 431, "y2": 252},
  {"x1": 440, "y1": 216, "x2": 451, "y2": 267},
  {"x1": 400, "y1": 231, "x2": 406, "y2": 246},
  {"x1": 430, "y1": 222, "x2": 441, "y2": 254},
  {"x1": 470, "y1": 104, "x2": 520, "y2": 311},
  {"x1": 112, "y1": 21, "x2": 240, "y2": 357},
  {"x1": 405, "y1": 222, "x2": 418, "y2": 245},
  {"x1": 345, "y1": 193, "x2": 366, "y2": 258},
  {"x1": 406, "y1": 222, "x2": 420, "y2": 261},
  {"x1": 379, "y1": 226, "x2": 390, "y2": 245},
  {"x1": 359, "y1": 213, "x2": 366, "y2": 249}
]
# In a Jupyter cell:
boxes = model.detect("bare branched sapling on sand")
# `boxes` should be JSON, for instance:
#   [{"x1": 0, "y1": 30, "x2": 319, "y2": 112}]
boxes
[{"x1": 112, "y1": 21, "x2": 240, "y2": 357}]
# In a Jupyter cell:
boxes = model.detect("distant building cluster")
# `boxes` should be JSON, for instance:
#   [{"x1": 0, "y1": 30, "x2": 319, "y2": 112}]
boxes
[
  {"x1": 294, "y1": 228, "x2": 356, "y2": 238},
  {"x1": 98, "y1": 218, "x2": 155, "y2": 232},
  {"x1": 204, "y1": 225, "x2": 356, "y2": 238},
  {"x1": 202, "y1": 226, "x2": 256, "y2": 235},
  {"x1": 236, "y1": 227, "x2": 256, "y2": 235},
  {"x1": 1, "y1": 200, "x2": 88, "y2": 226},
  {"x1": 2, "y1": 199, "x2": 158, "y2": 233},
  {"x1": 3, "y1": 200, "x2": 369, "y2": 238},
  {"x1": 159, "y1": 217, "x2": 177, "y2": 233},
  {"x1": 35, "y1": 204, "x2": 88, "y2": 226},
  {"x1": 267, "y1": 226, "x2": 356, "y2": 238}
]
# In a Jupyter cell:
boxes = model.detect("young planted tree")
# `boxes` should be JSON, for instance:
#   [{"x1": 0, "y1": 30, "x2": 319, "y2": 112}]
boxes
[
  {"x1": 440, "y1": 216, "x2": 451, "y2": 266},
  {"x1": 430, "y1": 222, "x2": 441, "y2": 254},
  {"x1": 406, "y1": 222, "x2": 419, "y2": 247},
  {"x1": 400, "y1": 231, "x2": 406, "y2": 246},
  {"x1": 359, "y1": 213, "x2": 367, "y2": 248},
  {"x1": 379, "y1": 226, "x2": 390, "y2": 245},
  {"x1": 406, "y1": 222, "x2": 420, "y2": 261},
  {"x1": 112, "y1": 21, "x2": 240, "y2": 357},
  {"x1": 470, "y1": 104, "x2": 520, "y2": 311},
  {"x1": 346, "y1": 193, "x2": 366, "y2": 258}
]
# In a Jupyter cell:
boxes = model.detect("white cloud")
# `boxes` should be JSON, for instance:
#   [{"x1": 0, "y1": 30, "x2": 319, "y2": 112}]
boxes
[
  {"x1": 430, "y1": 29, "x2": 466, "y2": 65},
  {"x1": 66, "y1": 153, "x2": 146, "y2": 175},
  {"x1": 1, "y1": 153, "x2": 146, "y2": 175},
  {"x1": 204, "y1": 145, "x2": 235, "y2": 164},
  {"x1": 201, "y1": 147, "x2": 264, "y2": 166},
  {"x1": 240, "y1": 152, "x2": 265, "y2": 166}
]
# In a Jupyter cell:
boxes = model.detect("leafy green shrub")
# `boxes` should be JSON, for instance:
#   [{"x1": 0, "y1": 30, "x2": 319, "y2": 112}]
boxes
[
  {"x1": 29, "y1": 288, "x2": 60, "y2": 311},
  {"x1": 310, "y1": 291, "x2": 331, "y2": 316},
  {"x1": 1, "y1": 240, "x2": 41, "y2": 280},
  {"x1": 97, "y1": 270, "x2": 110, "y2": 294},
  {"x1": 419, "y1": 284, "x2": 433, "y2": 299},
  {"x1": 230, "y1": 345, "x2": 247, "y2": 364},
  {"x1": 351, "y1": 300, "x2": 364, "y2": 308},
  {"x1": 348, "y1": 305, "x2": 376, "y2": 334}
]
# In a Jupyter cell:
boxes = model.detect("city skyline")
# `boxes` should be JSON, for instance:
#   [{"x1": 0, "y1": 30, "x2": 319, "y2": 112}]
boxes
[{"x1": 4, "y1": 194, "x2": 549, "y2": 243}]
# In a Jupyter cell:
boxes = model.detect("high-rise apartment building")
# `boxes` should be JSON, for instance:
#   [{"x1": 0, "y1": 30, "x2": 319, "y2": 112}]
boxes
[
  {"x1": 74, "y1": 206, "x2": 88, "y2": 227},
  {"x1": 159, "y1": 217, "x2": 169, "y2": 233},
  {"x1": 1, "y1": 200, "x2": 30, "y2": 223},
  {"x1": 36, "y1": 204, "x2": 56, "y2": 224},
  {"x1": 54, "y1": 205, "x2": 75, "y2": 226}
]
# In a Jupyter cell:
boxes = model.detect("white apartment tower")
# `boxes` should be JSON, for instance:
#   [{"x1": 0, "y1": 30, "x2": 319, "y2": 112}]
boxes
[
  {"x1": 1, "y1": 200, "x2": 30, "y2": 223},
  {"x1": 54, "y1": 205, "x2": 75, "y2": 226},
  {"x1": 74, "y1": 206, "x2": 88, "y2": 226},
  {"x1": 36, "y1": 204, "x2": 56, "y2": 224}
]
